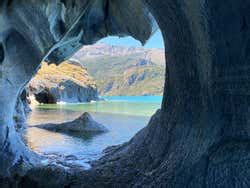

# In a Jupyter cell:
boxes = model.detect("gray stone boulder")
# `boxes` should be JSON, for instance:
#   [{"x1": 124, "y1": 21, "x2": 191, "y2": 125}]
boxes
[{"x1": 35, "y1": 112, "x2": 108, "y2": 135}]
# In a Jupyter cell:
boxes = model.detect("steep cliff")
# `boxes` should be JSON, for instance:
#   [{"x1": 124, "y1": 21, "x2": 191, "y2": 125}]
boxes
[{"x1": 29, "y1": 60, "x2": 99, "y2": 103}]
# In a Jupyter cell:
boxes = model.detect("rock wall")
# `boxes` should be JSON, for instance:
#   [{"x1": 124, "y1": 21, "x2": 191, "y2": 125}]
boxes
[
  {"x1": 14, "y1": 89, "x2": 31, "y2": 130},
  {"x1": 0, "y1": 0, "x2": 250, "y2": 187},
  {"x1": 29, "y1": 61, "x2": 99, "y2": 103}
]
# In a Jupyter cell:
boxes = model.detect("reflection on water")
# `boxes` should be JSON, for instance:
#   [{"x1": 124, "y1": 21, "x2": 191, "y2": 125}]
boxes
[
  {"x1": 25, "y1": 108, "x2": 151, "y2": 169},
  {"x1": 24, "y1": 97, "x2": 161, "y2": 169}
]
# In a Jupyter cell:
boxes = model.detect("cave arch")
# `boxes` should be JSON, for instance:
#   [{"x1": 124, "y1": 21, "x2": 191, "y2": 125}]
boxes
[{"x1": 0, "y1": 0, "x2": 249, "y2": 187}]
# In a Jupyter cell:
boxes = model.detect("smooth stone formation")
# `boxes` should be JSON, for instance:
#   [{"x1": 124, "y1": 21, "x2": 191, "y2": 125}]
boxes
[
  {"x1": 0, "y1": 0, "x2": 249, "y2": 187},
  {"x1": 35, "y1": 112, "x2": 108, "y2": 135}
]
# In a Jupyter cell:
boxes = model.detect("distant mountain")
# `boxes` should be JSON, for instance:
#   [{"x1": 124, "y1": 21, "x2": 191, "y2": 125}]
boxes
[{"x1": 73, "y1": 43, "x2": 165, "y2": 96}]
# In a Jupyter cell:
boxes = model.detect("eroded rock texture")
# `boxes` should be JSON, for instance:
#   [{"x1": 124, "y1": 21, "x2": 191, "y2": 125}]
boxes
[
  {"x1": 14, "y1": 89, "x2": 31, "y2": 130},
  {"x1": 29, "y1": 60, "x2": 99, "y2": 104},
  {"x1": 0, "y1": 0, "x2": 250, "y2": 187}
]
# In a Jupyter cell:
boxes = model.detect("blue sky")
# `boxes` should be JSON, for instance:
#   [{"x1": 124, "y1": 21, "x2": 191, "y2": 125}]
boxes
[{"x1": 98, "y1": 30, "x2": 164, "y2": 49}]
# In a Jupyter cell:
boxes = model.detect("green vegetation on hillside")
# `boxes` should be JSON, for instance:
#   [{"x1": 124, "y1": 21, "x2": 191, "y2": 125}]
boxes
[{"x1": 78, "y1": 49, "x2": 165, "y2": 96}]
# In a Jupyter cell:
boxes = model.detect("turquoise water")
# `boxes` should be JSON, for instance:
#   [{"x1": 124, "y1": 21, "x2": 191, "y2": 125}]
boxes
[
  {"x1": 103, "y1": 96, "x2": 163, "y2": 103},
  {"x1": 25, "y1": 96, "x2": 162, "y2": 169},
  {"x1": 35, "y1": 96, "x2": 163, "y2": 117}
]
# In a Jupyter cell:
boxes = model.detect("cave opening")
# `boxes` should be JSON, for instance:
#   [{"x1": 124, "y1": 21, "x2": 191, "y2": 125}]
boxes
[
  {"x1": 23, "y1": 12, "x2": 165, "y2": 169},
  {"x1": 1, "y1": 1, "x2": 248, "y2": 187},
  {"x1": 1, "y1": 0, "x2": 183, "y2": 184},
  {"x1": 34, "y1": 90, "x2": 57, "y2": 104}
]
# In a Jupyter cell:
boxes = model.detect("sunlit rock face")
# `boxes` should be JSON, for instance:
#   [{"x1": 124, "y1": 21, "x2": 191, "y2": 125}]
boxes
[
  {"x1": 29, "y1": 61, "x2": 99, "y2": 104},
  {"x1": 0, "y1": 0, "x2": 250, "y2": 187}
]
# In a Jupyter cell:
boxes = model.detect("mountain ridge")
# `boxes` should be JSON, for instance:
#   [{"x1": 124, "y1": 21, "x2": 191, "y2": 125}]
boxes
[{"x1": 73, "y1": 43, "x2": 165, "y2": 96}]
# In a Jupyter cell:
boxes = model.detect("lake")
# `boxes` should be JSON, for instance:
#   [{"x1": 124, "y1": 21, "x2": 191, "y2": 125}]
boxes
[{"x1": 24, "y1": 96, "x2": 162, "y2": 169}]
